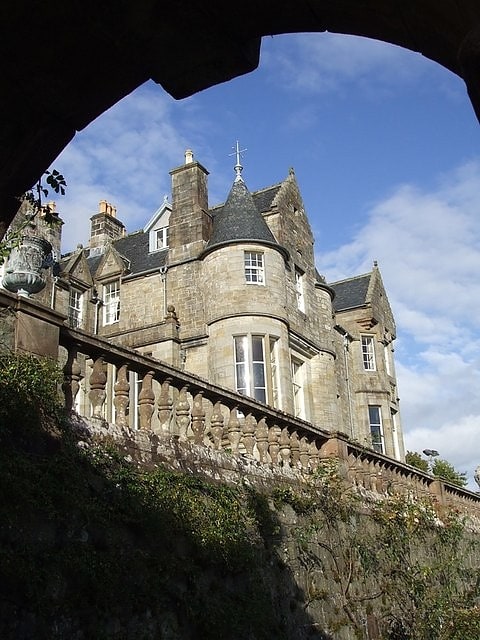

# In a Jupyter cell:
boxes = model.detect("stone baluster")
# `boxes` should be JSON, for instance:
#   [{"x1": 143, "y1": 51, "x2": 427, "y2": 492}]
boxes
[
  {"x1": 242, "y1": 413, "x2": 256, "y2": 457},
  {"x1": 157, "y1": 378, "x2": 173, "y2": 434},
  {"x1": 210, "y1": 401, "x2": 225, "y2": 450},
  {"x1": 175, "y1": 385, "x2": 191, "y2": 441},
  {"x1": 256, "y1": 418, "x2": 269, "y2": 463},
  {"x1": 89, "y1": 356, "x2": 107, "y2": 418},
  {"x1": 268, "y1": 425, "x2": 281, "y2": 465},
  {"x1": 227, "y1": 408, "x2": 241, "y2": 454},
  {"x1": 279, "y1": 428, "x2": 291, "y2": 468},
  {"x1": 191, "y1": 392, "x2": 206, "y2": 445},
  {"x1": 113, "y1": 364, "x2": 130, "y2": 428},
  {"x1": 62, "y1": 348, "x2": 82, "y2": 411},
  {"x1": 308, "y1": 440, "x2": 319, "y2": 471},
  {"x1": 290, "y1": 431, "x2": 300, "y2": 468},
  {"x1": 299, "y1": 436, "x2": 310, "y2": 470},
  {"x1": 138, "y1": 371, "x2": 155, "y2": 430}
]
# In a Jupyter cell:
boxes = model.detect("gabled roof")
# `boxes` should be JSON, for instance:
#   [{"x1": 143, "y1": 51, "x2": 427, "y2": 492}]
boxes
[
  {"x1": 204, "y1": 178, "x2": 286, "y2": 257},
  {"x1": 143, "y1": 198, "x2": 171, "y2": 233},
  {"x1": 252, "y1": 184, "x2": 282, "y2": 213},
  {"x1": 110, "y1": 232, "x2": 167, "y2": 277},
  {"x1": 80, "y1": 232, "x2": 167, "y2": 279},
  {"x1": 329, "y1": 273, "x2": 371, "y2": 312}
]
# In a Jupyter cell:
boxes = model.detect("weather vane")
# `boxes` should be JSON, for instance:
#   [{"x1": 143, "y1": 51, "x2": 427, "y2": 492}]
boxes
[{"x1": 229, "y1": 141, "x2": 247, "y2": 181}]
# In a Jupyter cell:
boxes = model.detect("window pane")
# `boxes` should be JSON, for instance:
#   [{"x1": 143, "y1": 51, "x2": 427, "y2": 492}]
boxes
[
  {"x1": 236, "y1": 364, "x2": 246, "y2": 392},
  {"x1": 368, "y1": 405, "x2": 381, "y2": 425},
  {"x1": 254, "y1": 388, "x2": 266, "y2": 404},
  {"x1": 234, "y1": 336, "x2": 246, "y2": 363},
  {"x1": 251, "y1": 336, "x2": 264, "y2": 362},
  {"x1": 362, "y1": 336, "x2": 376, "y2": 371},
  {"x1": 253, "y1": 362, "x2": 265, "y2": 387}
]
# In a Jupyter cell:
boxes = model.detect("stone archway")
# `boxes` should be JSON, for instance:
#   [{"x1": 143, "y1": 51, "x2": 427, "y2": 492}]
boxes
[{"x1": 2, "y1": 1, "x2": 480, "y2": 233}]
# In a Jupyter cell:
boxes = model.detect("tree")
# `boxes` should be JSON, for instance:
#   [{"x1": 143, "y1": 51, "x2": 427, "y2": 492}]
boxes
[
  {"x1": 406, "y1": 451, "x2": 468, "y2": 488},
  {"x1": 405, "y1": 451, "x2": 429, "y2": 473},
  {"x1": 432, "y1": 458, "x2": 468, "y2": 488}
]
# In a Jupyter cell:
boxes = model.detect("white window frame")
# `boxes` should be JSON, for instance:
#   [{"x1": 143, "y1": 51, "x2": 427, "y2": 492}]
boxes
[
  {"x1": 153, "y1": 226, "x2": 169, "y2": 251},
  {"x1": 291, "y1": 357, "x2": 305, "y2": 419},
  {"x1": 295, "y1": 267, "x2": 305, "y2": 312},
  {"x1": 234, "y1": 335, "x2": 267, "y2": 403},
  {"x1": 68, "y1": 288, "x2": 83, "y2": 329},
  {"x1": 244, "y1": 251, "x2": 264, "y2": 285},
  {"x1": 368, "y1": 405, "x2": 384, "y2": 454},
  {"x1": 103, "y1": 280, "x2": 120, "y2": 325},
  {"x1": 361, "y1": 335, "x2": 376, "y2": 371}
]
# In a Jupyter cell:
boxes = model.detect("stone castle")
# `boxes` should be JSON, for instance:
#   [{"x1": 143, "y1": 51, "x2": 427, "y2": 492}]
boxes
[{"x1": 3, "y1": 150, "x2": 405, "y2": 460}]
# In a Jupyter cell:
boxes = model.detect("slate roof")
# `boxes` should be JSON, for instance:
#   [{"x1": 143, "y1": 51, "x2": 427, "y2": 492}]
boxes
[
  {"x1": 329, "y1": 273, "x2": 371, "y2": 312},
  {"x1": 252, "y1": 184, "x2": 281, "y2": 213},
  {"x1": 205, "y1": 178, "x2": 284, "y2": 255},
  {"x1": 78, "y1": 231, "x2": 167, "y2": 278}
]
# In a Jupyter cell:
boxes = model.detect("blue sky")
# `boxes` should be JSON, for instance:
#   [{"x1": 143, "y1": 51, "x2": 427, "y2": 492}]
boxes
[{"x1": 53, "y1": 33, "x2": 480, "y2": 488}]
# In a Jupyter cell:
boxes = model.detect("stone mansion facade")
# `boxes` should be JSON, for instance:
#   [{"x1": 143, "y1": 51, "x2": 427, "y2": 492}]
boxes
[{"x1": 3, "y1": 150, "x2": 405, "y2": 460}]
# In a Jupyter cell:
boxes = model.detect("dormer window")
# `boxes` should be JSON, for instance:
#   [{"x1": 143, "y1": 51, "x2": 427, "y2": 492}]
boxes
[
  {"x1": 154, "y1": 226, "x2": 169, "y2": 250},
  {"x1": 146, "y1": 199, "x2": 172, "y2": 253}
]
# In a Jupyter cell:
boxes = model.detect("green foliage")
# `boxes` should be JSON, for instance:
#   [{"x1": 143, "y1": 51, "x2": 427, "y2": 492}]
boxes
[
  {"x1": 432, "y1": 458, "x2": 468, "y2": 488},
  {"x1": 406, "y1": 451, "x2": 468, "y2": 488},
  {"x1": 0, "y1": 351, "x2": 62, "y2": 429},
  {"x1": 274, "y1": 459, "x2": 480, "y2": 640},
  {"x1": 405, "y1": 450, "x2": 429, "y2": 472}
]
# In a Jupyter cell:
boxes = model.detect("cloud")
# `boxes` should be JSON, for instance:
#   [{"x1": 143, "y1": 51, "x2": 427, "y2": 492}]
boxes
[
  {"x1": 52, "y1": 82, "x2": 191, "y2": 252},
  {"x1": 318, "y1": 160, "x2": 480, "y2": 487},
  {"x1": 262, "y1": 33, "x2": 440, "y2": 96}
]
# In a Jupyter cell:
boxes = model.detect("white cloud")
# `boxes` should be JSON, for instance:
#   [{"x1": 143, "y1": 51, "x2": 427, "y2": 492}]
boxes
[
  {"x1": 319, "y1": 161, "x2": 480, "y2": 487},
  {"x1": 52, "y1": 82, "x2": 190, "y2": 252},
  {"x1": 263, "y1": 32, "x2": 443, "y2": 96}
]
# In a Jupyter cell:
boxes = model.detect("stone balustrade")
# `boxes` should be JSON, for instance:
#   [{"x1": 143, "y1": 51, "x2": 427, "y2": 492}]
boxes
[
  {"x1": 60, "y1": 325, "x2": 331, "y2": 474},
  {"x1": 0, "y1": 288, "x2": 479, "y2": 521}
]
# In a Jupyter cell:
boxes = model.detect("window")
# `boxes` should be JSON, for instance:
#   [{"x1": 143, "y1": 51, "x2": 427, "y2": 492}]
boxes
[
  {"x1": 103, "y1": 281, "x2": 120, "y2": 325},
  {"x1": 154, "y1": 226, "x2": 169, "y2": 250},
  {"x1": 234, "y1": 335, "x2": 266, "y2": 403},
  {"x1": 361, "y1": 335, "x2": 376, "y2": 371},
  {"x1": 244, "y1": 251, "x2": 264, "y2": 284},
  {"x1": 295, "y1": 267, "x2": 305, "y2": 312},
  {"x1": 291, "y1": 357, "x2": 305, "y2": 419},
  {"x1": 68, "y1": 288, "x2": 83, "y2": 328},
  {"x1": 269, "y1": 337, "x2": 280, "y2": 407},
  {"x1": 368, "y1": 406, "x2": 384, "y2": 454}
]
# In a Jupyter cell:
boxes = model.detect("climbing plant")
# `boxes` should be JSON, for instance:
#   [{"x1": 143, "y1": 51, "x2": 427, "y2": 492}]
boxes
[{"x1": 274, "y1": 458, "x2": 480, "y2": 640}]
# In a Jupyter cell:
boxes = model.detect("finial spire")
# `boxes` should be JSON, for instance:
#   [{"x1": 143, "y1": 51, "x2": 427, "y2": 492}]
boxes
[{"x1": 229, "y1": 141, "x2": 247, "y2": 182}]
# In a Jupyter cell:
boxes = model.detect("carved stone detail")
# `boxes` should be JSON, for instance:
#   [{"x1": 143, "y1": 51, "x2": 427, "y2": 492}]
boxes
[
  {"x1": 113, "y1": 364, "x2": 130, "y2": 428},
  {"x1": 256, "y1": 418, "x2": 269, "y2": 463},
  {"x1": 227, "y1": 408, "x2": 241, "y2": 454},
  {"x1": 242, "y1": 413, "x2": 256, "y2": 457},
  {"x1": 89, "y1": 357, "x2": 107, "y2": 418},
  {"x1": 279, "y1": 428, "x2": 291, "y2": 468},
  {"x1": 157, "y1": 378, "x2": 173, "y2": 434},
  {"x1": 268, "y1": 425, "x2": 281, "y2": 465},
  {"x1": 138, "y1": 371, "x2": 155, "y2": 430},
  {"x1": 191, "y1": 392, "x2": 206, "y2": 445},
  {"x1": 176, "y1": 386, "x2": 190, "y2": 441},
  {"x1": 210, "y1": 401, "x2": 225, "y2": 450},
  {"x1": 62, "y1": 349, "x2": 82, "y2": 411}
]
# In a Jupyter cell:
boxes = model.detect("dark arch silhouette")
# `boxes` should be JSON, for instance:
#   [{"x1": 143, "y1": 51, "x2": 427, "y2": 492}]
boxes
[{"x1": 1, "y1": 1, "x2": 480, "y2": 234}]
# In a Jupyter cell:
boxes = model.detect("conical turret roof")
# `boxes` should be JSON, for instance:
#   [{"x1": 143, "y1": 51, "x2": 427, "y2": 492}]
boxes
[{"x1": 204, "y1": 176, "x2": 286, "y2": 257}]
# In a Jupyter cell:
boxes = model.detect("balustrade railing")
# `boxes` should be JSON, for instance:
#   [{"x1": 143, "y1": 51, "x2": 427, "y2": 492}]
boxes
[
  {"x1": 60, "y1": 325, "x2": 331, "y2": 473},
  {"x1": 58, "y1": 325, "x2": 480, "y2": 520},
  {"x1": 1, "y1": 285, "x2": 478, "y2": 521}
]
